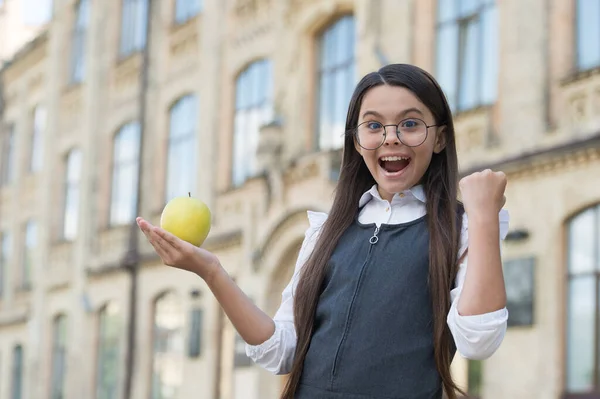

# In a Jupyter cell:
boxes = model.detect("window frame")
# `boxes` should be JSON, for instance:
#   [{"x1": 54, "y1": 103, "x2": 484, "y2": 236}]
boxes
[
  {"x1": 50, "y1": 315, "x2": 68, "y2": 399},
  {"x1": 575, "y1": 0, "x2": 600, "y2": 72},
  {"x1": 11, "y1": 344, "x2": 23, "y2": 399},
  {"x1": 1, "y1": 124, "x2": 16, "y2": 187},
  {"x1": 62, "y1": 149, "x2": 82, "y2": 241},
  {"x1": 231, "y1": 59, "x2": 273, "y2": 187},
  {"x1": 29, "y1": 106, "x2": 46, "y2": 173},
  {"x1": 315, "y1": 14, "x2": 356, "y2": 151},
  {"x1": 96, "y1": 302, "x2": 121, "y2": 399},
  {"x1": 151, "y1": 291, "x2": 184, "y2": 399},
  {"x1": 564, "y1": 204, "x2": 600, "y2": 397},
  {"x1": 69, "y1": 0, "x2": 89, "y2": 84},
  {"x1": 435, "y1": 0, "x2": 498, "y2": 113},
  {"x1": 165, "y1": 94, "x2": 198, "y2": 202},
  {"x1": 119, "y1": 0, "x2": 149, "y2": 57},
  {"x1": 20, "y1": 220, "x2": 36, "y2": 291},
  {"x1": 109, "y1": 122, "x2": 141, "y2": 226}
]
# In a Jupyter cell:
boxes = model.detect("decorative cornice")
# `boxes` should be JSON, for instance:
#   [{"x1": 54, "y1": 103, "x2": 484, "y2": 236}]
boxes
[{"x1": 461, "y1": 131, "x2": 600, "y2": 179}]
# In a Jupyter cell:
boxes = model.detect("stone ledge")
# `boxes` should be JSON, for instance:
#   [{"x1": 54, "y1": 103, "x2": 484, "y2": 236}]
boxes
[{"x1": 460, "y1": 131, "x2": 600, "y2": 178}]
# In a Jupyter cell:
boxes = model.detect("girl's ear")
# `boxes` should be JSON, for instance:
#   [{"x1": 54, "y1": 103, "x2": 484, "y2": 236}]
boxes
[{"x1": 433, "y1": 126, "x2": 447, "y2": 154}]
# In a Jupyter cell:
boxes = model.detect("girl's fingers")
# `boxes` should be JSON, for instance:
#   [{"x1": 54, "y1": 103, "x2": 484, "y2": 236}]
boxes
[
  {"x1": 153, "y1": 227, "x2": 184, "y2": 250},
  {"x1": 149, "y1": 229, "x2": 176, "y2": 260}
]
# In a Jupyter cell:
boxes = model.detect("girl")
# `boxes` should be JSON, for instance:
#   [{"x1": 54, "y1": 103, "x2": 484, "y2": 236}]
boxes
[{"x1": 137, "y1": 64, "x2": 509, "y2": 399}]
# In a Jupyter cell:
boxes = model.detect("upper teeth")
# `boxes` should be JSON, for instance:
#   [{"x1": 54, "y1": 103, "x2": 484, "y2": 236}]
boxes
[{"x1": 381, "y1": 156, "x2": 409, "y2": 161}]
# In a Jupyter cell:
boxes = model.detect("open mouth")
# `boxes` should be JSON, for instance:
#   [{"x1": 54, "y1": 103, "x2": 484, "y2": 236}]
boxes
[{"x1": 378, "y1": 156, "x2": 411, "y2": 175}]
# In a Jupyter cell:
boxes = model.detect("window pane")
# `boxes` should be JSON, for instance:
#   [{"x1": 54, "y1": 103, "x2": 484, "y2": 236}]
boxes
[
  {"x1": 568, "y1": 208, "x2": 597, "y2": 274},
  {"x1": 458, "y1": 18, "x2": 479, "y2": 111},
  {"x1": 480, "y1": 4, "x2": 498, "y2": 104},
  {"x1": 31, "y1": 106, "x2": 46, "y2": 172},
  {"x1": 2, "y1": 126, "x2": 16, "y2": 185},
  {"x1": 233, "y1": 61, "x2": 273, "y2": 185},
  {"x1": 436, "y1": 24, "x2": 459, "y2": 111},
  {"x1": 64, "y1": 150, "x2": 82, "y2": 240},
  {"x1": 97, "y1": 303, "x2": 120, "y2": 399},
  {"x1": 317, "y1": 16, "x2": 355, "y2": 150},
  {"x1": 167, "y1": 96, "x2": 197, "y2": 200},
  {"x1": 135, "y1": 0, "x2": 148, "y2": 50},
  {"x1": 0, "y1": 232, "x2": 11, "y2": 296},
  {"x1": 70, "y1": 0, "x2": 89, "y2": 83},
  {"x1": 51, "y1": 316, "x2": 67, "y2": 399},
  {"x1": 152, "y1": 293, "x2": 184, "y2": 399},
  {"x1": 111, "y1": 123, "x2": 140, "y2": 225},
  {"x1": 22, "y1": 221, "x2": 36, "y2": 288},
  {"x1": 566, "y1": 275, "x2": 596, "y2": 392},
  {"x1": 577, "y1": 0, "x2": 600, "y2": 70},
  {"x1": 12, "y1": 345, "x2": 23, "y2": 399}
]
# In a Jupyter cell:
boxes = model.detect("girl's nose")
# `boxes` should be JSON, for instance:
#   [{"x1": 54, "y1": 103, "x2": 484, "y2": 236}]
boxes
[{"x1": 384, "y1": 126, "x2": 400, "y2": 146}]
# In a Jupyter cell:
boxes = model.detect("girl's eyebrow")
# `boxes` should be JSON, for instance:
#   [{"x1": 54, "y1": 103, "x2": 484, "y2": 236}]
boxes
[{"x1": 361, "y1": 107, "x2": 425, "y2": 120}]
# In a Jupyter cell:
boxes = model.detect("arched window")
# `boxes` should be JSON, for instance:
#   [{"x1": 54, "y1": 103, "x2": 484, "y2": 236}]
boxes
[
  {"x1": 96, "y1": 302, "x2": 121, "y2": 399},
  {"x1": 166, "y1": 95, "x2": 198, "y2": 201},
  {"x1": 566, "y1": 204, "x2": 600, "y2": 393},
  {"x1": 316, "y1": 15, "x2": 356, "y2": 150},
  {"x1": 232, "y1": 60, "x2": 273, "y2": 186},
  {"x1": 151, "y1": 292, "x2": 184, "y2": 399},
  {"x1": 110, "y1": 122, "x2": 141, "y2": 225}
]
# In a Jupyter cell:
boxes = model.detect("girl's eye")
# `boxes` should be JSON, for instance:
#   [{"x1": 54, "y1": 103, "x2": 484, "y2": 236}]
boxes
[
  {"x1": 401, "y1": 119, "x2": 421, "y2": 129},
  {"x1": 367, "y1": 121, "x2": 383, "y2": 130}
]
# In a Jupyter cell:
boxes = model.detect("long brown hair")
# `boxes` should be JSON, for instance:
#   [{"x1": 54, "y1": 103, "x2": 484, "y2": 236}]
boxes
[{"x1": 281, "y1": 64, "x2": 465, "y2": 398}]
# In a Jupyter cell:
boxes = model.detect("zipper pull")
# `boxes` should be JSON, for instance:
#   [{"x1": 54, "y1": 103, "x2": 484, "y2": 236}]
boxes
[{"x1": 369, "y1": 227, "x2": 380, "y2": 244}]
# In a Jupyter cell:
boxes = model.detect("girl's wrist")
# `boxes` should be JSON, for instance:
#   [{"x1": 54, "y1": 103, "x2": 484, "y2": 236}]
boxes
[
  {"x1": 200, "y1": 261, "x2": 226, "y2": 286},
  {"x1": 465, "y1": 208, "x2": 499, "y2": 225}
]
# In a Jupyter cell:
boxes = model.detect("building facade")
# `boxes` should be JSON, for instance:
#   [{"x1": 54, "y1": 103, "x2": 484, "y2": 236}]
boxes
[{"x1": 0, "y1": 0, "x2": 598, "y2": 398}]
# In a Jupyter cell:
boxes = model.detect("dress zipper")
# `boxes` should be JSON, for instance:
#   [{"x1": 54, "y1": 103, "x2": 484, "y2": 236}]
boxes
[{"x1": 369, "y1": 226, "x2": 380, "y2": 244}]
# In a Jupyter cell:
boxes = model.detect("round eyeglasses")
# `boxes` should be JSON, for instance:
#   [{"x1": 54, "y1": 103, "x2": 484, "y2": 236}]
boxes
[{"x1": 354, "y1": 118, "x2": 440, "y2": 150}]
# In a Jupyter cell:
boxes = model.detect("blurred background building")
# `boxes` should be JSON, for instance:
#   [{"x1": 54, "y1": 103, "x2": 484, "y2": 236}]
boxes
[{"x1": 0, "y1": 0, "x2": 598, "y2": 398}]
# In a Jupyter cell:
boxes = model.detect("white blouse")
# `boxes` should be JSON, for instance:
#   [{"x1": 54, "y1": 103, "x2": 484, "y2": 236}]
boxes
[{"x1": 246, "y1": 184, "x2": 510, "y2": 375}]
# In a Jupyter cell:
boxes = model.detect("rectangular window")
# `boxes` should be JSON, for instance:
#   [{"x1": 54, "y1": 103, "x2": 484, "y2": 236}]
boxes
[
  {"x1": 166, "y1": 95, "x2": 198, "y2": 200},
  {"x1": 232, "y1": 61, "x2": 273, "y2": 186},
  {"x1": 576, "y1": 0, "x2": 600, "y2": 71},
  {"x1": 120, "y1": 0, "x2": 149, "y2": 57},
  {"x1": 50, "y1": 315, "x2": 68, "y2": 399},
  {"x1": 70, "y1": 0, "x2": 89, "y2": 83},
  {"x1": 110, "y1": 123, "x2": 140, "y2": 225},
  {"x1": 435, "y1": 0, "x2": 498, "y2": 112},
  {"x1": 63, "y1": 149, "x2": 82, "y2": 240},
  {"x1": 20, "y1": 221, "x2": 36, "y2": 290},
  {"x1": 316, "y1": 16, "x2": 356, "y2": 150},
  {"x1": 0, "y1": 232, "x2": 10, "y2": 297},
  {"x1": 11, "y1": 345, "x2": 23, "y2": 399},
  {"x1": 30, "y1": 106, "x2": 46, "y2": 173},
  {"x1": 1, "y1": 125, "x2": 16, "y2": 186},
  {"x1": 96, "y1": 303, "x2": 120, "y2": 399}
]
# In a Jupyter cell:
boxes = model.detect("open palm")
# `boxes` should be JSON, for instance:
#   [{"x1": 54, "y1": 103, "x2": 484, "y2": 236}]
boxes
[{"x1": 136, "y1": 217, "x2": 220, "y2": 280}]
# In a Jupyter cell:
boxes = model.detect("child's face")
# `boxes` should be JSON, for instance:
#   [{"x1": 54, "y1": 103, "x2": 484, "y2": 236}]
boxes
[{"x1": 354, "y1": 85, "x2": 446, "y2": 201}]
